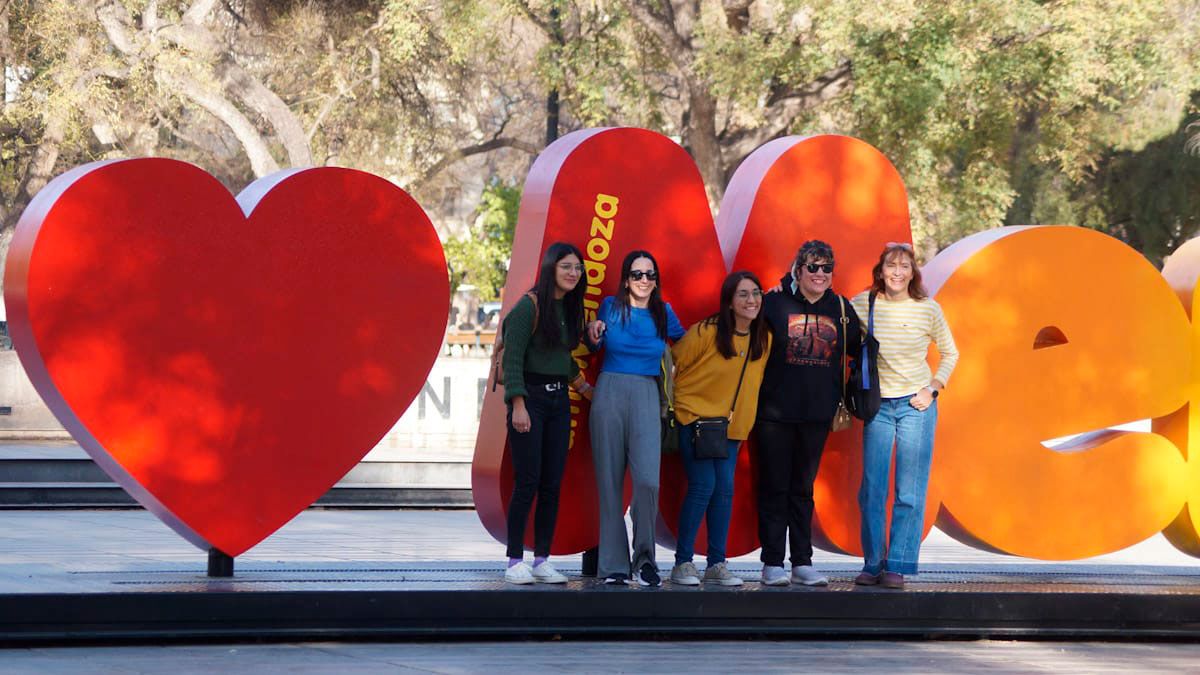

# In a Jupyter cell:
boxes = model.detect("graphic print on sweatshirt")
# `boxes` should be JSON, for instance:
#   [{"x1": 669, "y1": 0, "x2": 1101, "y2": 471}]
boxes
[{"x1": 785, "y1": 314, "x2": 838, "y2": 366}]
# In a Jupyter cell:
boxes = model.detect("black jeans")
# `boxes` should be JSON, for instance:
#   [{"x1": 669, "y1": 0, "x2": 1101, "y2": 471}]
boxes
[
  {"x1": 505, "y1": 382, "x2": 571, "y2": 559},
  {"x1": 755, "y1": 420, "x2": 830, "y2": 567}
]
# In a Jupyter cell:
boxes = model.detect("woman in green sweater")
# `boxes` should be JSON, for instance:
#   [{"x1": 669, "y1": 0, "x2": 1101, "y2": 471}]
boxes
[{"x1": 501, "y1": 242, "x2": 589, "y2": 584}]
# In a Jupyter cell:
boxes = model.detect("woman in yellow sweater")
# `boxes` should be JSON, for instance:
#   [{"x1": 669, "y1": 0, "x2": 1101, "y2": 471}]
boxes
[
  {"x1": 850, "y1": 242, "x2": 958, "y2": 590},
  {"x1": 668, "y1": 272, "x2": 772, "y2": 586}
]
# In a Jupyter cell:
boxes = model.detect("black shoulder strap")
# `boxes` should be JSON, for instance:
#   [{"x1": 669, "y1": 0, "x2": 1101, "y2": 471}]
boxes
[{"x1": 728, "y1": 339, "x2": 753, "y2": 418}]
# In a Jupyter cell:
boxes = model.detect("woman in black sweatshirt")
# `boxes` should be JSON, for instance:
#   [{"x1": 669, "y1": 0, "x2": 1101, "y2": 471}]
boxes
[{"x1": 754, "y1": 240, "x2": 861, "y2": 586}]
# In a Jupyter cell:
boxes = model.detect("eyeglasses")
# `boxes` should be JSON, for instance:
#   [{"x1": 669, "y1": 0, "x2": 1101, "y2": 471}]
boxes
[
  {"x1": 735, "y1": 289, "x2": 763, "y2": 300},
  {"x1": 557, "y1": 263, "x2": 584, "y2": 273},
  {"x1": 628, "y1": 270, "x2": 658, "y2": 281},
  {"x1": 885, "y1": 242, "x2": 914, "y2": 251},
  {"x1": 803, "y1": 263, "x2": 834, "y2": 274}
]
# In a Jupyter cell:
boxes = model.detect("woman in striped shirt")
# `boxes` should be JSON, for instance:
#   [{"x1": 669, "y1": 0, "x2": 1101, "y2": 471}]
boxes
[{"x1": 850, "y1": 242, "x2": 958, "y2": 590}]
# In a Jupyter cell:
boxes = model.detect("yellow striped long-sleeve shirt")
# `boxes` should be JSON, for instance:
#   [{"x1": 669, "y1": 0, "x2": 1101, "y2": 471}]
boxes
[{"x1": 850, "y1": 291, "x2": 959, "y2": 399}]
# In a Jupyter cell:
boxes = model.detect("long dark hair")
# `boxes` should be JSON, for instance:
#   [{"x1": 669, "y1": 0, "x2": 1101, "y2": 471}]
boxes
[
  {"x1": 530, "y1": 242, "x2": 586, "y2": 348},
  {"x1": 869, "y1": 243, "x2": 928, "y2": 300},
  {"x1": 615, "y1": 249, "x2": 668, "y2": 339},
  {"x1": 704, "y1": 271, "x2": 769, "y2": 360}
]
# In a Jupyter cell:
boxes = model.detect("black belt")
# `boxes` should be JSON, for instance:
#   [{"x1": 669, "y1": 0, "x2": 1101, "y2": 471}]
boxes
[{"x1": 525, "y1": 373, "x2": 567, "y2": 392}]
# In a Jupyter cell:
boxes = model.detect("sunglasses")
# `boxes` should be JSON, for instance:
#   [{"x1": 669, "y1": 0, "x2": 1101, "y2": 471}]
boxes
[
  {"x1": 885, "y1": 242, "x2": 914, "y2": 251},
  {"x1": 803, "y1": 263, "x2": 834, "y2": 274},
  {"x1": 628, "y1": 270, "x2": 658, "y2": 281}
]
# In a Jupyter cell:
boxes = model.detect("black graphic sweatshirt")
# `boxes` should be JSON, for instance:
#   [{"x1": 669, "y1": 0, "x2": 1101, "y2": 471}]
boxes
[{"x1": 756, "y1": 274, "x2": 862, "y2": 424}]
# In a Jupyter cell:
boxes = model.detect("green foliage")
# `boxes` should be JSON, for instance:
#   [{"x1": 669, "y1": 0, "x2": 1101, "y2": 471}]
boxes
[
  {"x1": 507, "y1": 0, "x2": 1200, "y2": 260},
  {"x1": 444, "y1": 179, "x2": 522, "y2": 300},
  {"x1": 2, "y1": 0, "x2": 1199, "y2": 269},
  {"x1": 1092, "y1": 106, "x2": 1200, "y2": 264}
]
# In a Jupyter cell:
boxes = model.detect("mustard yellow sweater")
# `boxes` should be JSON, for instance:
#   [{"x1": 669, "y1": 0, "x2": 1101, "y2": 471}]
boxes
[{"x1": 671, "y1": 321, "x2": 772, "y2": 440}]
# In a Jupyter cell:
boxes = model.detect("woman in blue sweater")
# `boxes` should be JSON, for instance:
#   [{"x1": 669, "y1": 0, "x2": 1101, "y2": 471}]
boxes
[{"x1": 587, "y1": 250, "x2": 685, "y2": 586}]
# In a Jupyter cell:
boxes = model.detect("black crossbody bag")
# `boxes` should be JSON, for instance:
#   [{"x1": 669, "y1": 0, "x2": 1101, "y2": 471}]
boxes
[{"x1": 692, "y1": 346, "x2": 752, "y2": 460}]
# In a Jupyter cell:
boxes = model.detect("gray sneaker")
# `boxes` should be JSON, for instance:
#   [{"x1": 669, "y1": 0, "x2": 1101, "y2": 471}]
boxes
[
  {"x1": 670, "y1": 561, "x2": 701, "y2": 586},
  {"x1": 703, "y1": 562, "x2": 744, "y2": 586},
  {"x1": 791, "y1": 564, "x2": 828, "y2": 586},
  {"x1": 760, "y1": 565, "x2": 790, "y2": 586}
]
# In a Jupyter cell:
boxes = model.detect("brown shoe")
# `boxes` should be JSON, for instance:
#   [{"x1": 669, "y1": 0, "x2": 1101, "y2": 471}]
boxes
[
  {"x1": 880, "y1": 571, "x2": 905, "y2": 589},
  {"x1": 854, "y1": 572, "x2": 880, "y2": 586}
]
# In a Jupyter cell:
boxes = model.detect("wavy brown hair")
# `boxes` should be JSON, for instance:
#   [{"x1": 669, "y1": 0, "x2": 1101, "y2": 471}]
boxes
[{"x1": 870, "y1": 243, "x2": 927, "y2": 300}]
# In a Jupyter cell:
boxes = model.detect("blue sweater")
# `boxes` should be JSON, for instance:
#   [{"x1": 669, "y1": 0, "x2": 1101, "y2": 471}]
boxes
[{"x1": 593, "y1": 296, "x2": 686, "y2": 375}]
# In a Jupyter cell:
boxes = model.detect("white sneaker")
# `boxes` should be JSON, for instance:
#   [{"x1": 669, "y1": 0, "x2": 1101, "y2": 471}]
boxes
[
  {"x1": 504, "y1": 561, "x2": 535, "y2": 585},
  {"x1": 531, "y1": 561, "x2": 568, "y2": 584},
  {"x1": 791, "y1": 565, "x2": 828, "y2": 586},
  {"x1": 760, "y1": 565, "x2": 790, "y2": 586}
]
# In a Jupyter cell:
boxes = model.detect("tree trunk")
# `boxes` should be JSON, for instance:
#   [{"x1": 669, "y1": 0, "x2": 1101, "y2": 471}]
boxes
[
  {"x1": 683, "y1": 81, "x2": 725, "y2": 207},
  {"x1": 0, "y1": 0, "x2": 10, "y2": 113},
  {"x1": 545, "y1": 5, "x2": 561, "y2": 145},
  {"x1": 157, "y1": 68, "x2": 281, "y2": 177}
]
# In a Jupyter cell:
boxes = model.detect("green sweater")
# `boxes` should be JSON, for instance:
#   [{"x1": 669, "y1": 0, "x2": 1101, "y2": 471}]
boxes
[{"x1": 502, "y1": 295, "x2": 580, "y2": 402}]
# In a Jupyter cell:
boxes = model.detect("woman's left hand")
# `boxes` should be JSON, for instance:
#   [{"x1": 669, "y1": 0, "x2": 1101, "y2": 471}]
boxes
[{"x1": 909, "y1": 388, "x2": 934, "y2": 411}]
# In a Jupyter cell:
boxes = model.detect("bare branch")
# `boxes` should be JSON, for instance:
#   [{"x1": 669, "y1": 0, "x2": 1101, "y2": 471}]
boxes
[
  {"x1": 156, "y1": 67, "x2": 281, "y2": 176},
  {"x1": 143, "y1": 0, "x2": 159, "y2": 32},
  {"x1": 722, "y1": 60, "x2": 853, "y2": 165},
  {"x1": 621, "y1": 0, "x2": 690, "y2": 61},
  {"x1": 723, "y1": 0, "x2": 753, "y2": 33},
  {"x1": 306, "y1": 71, "x2": 374, "y2": 142},
  {"x1": 510, "y1": 0, "x2": 554, "y2": 37},
  {"x1": 95, "y1": 1, "x2": 139, "y2": 57},
  {"x1": 992, "y1": 24, "x2": 1057, "y2": 49},
  {"x1": 218, "y1": 60, "x2": 313, "y2": 166},
  {"x1": 763, "y1": 59, "x2": 852, "y2": 108},
  {"x1": 182, "y1": 0, "x2": 220, "y2": 25},
  {"x1": 220, "y1": 0, "x2": 248, "y2": 27},
  {"x1": 1186, "y1": 120, "x2": 1200, "y2": 156},
  {"x1": 409, "y1": 137, "x2": 539, "y2": 190},
  {"x1": 156, "y1": 23, "x2": 221, "y2": 58}
]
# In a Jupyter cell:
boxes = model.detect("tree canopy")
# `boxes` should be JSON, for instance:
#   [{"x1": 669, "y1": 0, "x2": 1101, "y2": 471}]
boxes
[{"x1": 2, "y1": 0, "x2": 1198, "y2": 275}]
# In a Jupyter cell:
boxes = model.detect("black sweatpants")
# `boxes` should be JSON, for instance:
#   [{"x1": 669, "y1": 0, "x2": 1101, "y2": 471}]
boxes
[{"x1": 755, "y1": 419, "x2": 830, "y2": 567}]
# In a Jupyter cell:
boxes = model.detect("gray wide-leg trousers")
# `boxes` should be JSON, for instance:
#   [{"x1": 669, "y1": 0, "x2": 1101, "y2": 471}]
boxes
[{"x1": 590, "y1": 371, "x2": 662, "y2": 579}]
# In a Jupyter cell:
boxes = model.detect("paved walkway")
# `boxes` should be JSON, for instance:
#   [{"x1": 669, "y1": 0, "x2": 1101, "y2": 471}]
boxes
[
  {"x1": 0, "y1": 508, "x2": 1198, "y2": 594},
  {"x1": 6, "y1": 639, "x2": 1200, "y2": 674},
  {"x1": 5, "y1": 508, "x2": 1200, "y2": 567},
  {"x1": 2, "y1": 509, "x2": 1200, "y2": 671}
]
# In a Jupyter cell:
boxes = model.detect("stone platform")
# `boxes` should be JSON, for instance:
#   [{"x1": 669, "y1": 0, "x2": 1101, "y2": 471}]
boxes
[{"x1": 1, "y1": 510, "x2": 1198, "y2": 643}]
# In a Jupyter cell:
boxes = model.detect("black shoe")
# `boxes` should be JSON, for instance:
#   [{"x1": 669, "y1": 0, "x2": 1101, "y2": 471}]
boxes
[
  {"x1": 636, "y1": 563, "x2": 662, "y2": 587},
  {"x1": 603, "y1": 573, "x2": 629, "y2": 585},
  {"x1": 581, "y1": 547, "x2": 599, "y2": 578}
]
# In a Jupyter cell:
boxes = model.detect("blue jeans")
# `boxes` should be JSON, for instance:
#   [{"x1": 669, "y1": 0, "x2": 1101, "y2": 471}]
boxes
[
  {"x1": 858, "y1": 398, "x2": 938, "y2": 575},
  {"x1": 674, "y1": 421, "x2": 741, "y2": 566}
]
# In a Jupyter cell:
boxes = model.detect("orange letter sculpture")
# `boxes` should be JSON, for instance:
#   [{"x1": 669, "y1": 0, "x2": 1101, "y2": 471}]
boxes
[
  {"x1": 924, "y1": 226, "x2": 1190, "y2": 558},
  {"x1": 1156, "y1": 237, "x2": 1200, "y2": 556}
]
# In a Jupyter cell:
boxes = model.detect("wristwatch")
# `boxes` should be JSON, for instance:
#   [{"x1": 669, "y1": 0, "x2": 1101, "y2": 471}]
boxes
[{"x1": 925, "y1": 386, "x2": 939, "y2": 399}]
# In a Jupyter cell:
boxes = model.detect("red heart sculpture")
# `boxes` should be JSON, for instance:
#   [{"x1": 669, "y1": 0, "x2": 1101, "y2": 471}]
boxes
[
  {"x1": 473, "y1": 130, "x2": 918, "y2": 558},
  {"x1": 6, "y1": 159, "x2": 448, "y2": 556}
]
